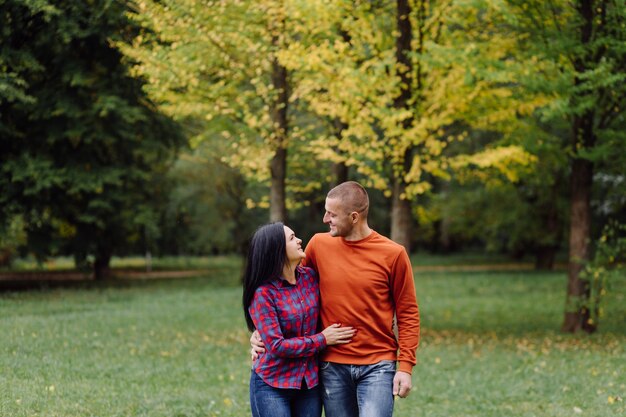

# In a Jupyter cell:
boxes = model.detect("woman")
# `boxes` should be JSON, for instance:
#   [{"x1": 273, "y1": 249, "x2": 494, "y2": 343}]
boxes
[{"x1": 242, "y1": 222, "x2": 355, "y2": 417}]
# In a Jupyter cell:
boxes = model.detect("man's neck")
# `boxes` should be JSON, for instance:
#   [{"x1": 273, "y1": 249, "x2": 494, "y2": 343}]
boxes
[{"x1": 344, "y1": 224, "x2": 372, "y2": 242}]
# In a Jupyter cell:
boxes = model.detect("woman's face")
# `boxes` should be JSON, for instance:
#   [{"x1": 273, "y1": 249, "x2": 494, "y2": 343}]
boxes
[{"x1": 284, "y1": 226, "x2": 305, "y2": 263}]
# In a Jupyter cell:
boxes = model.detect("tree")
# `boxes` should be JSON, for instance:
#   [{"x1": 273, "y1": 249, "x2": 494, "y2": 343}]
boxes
[
  {"x1": 156, "y1": 139, "x2": 264, "y2": 256},
  {"x1": 419, "y1": 122, "x2": 566, "y2": 267},
  {"x1": 561, "y1": 0, "x2": 626, "y2": 332},
  {"x1": 481, "y1": 0, "x2": 626, "y2": 332},
  {"x1": 278, "y1": 0, "x2": 539, "y2": 252},
  {"x1": 0, "y1": 0, "x2": 183, "y2": 278},
  {"x1": 123, "y1": 0, "x2": 317, "y2": 222}
]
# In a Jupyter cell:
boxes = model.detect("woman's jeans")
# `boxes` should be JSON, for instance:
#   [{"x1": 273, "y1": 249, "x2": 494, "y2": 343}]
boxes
[
  {"x1": 249, "y1": 371, "x2": 322, "y2": 417},
  {"x1": 320, "y1": 360, "x2": 396, "y2": 417}
]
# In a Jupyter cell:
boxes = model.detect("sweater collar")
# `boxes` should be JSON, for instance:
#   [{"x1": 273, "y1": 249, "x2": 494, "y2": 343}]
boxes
[{"x1": 342, "y1": 230, "x2": 378, "y2": 245}]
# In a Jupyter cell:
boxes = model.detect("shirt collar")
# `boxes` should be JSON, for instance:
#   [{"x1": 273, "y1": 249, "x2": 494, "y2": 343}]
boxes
[{"x1": 269, "y1": 265, "x2": 303, "y2": 288}]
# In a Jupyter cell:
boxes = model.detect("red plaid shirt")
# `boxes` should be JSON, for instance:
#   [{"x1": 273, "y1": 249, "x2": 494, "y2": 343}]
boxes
[{"x1": 249, "y1": 265, "x2": 326, "y2": 389}]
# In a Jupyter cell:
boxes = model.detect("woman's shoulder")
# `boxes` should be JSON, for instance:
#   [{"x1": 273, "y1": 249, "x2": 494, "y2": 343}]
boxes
[
  {"x1": 297, "y1": 264, "x2": 316, "y2": 274},
  {"x1": 253, "y1": 279, "x2": 279, "y2": 296},
  {"x1": 296, "y1": 265, "x2": 318, "y2": 282}
]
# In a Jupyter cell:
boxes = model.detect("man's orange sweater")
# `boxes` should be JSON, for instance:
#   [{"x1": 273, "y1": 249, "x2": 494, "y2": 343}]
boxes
[{"x1": 304, "y1": 231, "x2": 420, "y2": 374}]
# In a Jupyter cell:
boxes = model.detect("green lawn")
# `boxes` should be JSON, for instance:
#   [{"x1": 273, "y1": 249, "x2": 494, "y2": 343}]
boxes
[{"x1": 1, "y1": 258, "x2": 624, "y2": 417}]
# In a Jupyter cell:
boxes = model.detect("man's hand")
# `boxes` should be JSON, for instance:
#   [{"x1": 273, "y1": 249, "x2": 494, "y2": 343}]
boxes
[
  {"x1": 250, "y1": 330, "x2": 265, "y2": 361},
  {"x1": 392, "y1": 371, "x2": 412, "y2": 398}
]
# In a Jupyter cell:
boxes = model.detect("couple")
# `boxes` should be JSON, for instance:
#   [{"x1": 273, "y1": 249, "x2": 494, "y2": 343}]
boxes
[{"x1": 242, "y1": 181, "x2": 421, "y2": 417}]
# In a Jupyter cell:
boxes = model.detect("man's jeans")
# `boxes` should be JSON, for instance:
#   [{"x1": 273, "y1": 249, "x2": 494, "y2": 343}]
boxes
[
  {"x1": 320, "y1": 360, "x2": 396, "y2": 417},
  {"x1": 249, "y1": 371, "x2": 322, "y2": 417}
]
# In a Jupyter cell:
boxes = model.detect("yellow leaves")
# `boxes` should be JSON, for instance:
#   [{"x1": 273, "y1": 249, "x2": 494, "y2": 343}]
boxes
[
  {"x1": 516, "y1": 94, "x2": 553, "y2": 117},
  {"x1": 333, "y1": 38, "x2": 349, "y2": 54},
  {"x1": 53, "y1": 219, "x2": 77, "y2": 238},
  {"x1": 451, "y1": 146, "x2": 537, "y2": 184},
  {"x1": 245, "y1": 197, "x2": 270, "y2": 210},
  {"x1": 124, "y1": 0, "x2": 573, "y2": 201},
  {"x1": 406, "y1": 181, "x2": 432, "y2": 196},
  {"x1": 608, "y1": 395, "x2": 623, "y2": 404}
]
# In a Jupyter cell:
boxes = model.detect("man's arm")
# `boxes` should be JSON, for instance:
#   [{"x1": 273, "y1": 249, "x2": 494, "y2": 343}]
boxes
[{"x1": 391, "y1": 249, "x2": 420, "y2": 397}]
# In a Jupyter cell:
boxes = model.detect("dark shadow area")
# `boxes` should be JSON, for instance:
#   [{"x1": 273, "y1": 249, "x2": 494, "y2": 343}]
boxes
[{"x1": 0, "y1": 269, "x2": 240, "y2": 293}]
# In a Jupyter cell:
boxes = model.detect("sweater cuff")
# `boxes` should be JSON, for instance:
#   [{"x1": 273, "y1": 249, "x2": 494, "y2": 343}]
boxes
[{"x1": 398, "y1": 361, "x2": 414, "y2": 374}]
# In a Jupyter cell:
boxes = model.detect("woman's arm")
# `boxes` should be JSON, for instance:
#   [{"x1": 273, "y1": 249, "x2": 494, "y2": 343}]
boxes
[
  {"x1": 249, "y1": 288, "x2": 325, "y2": 358},
  {"x1": 249, "y1": 288, "x2": 355, "y2": 358}
]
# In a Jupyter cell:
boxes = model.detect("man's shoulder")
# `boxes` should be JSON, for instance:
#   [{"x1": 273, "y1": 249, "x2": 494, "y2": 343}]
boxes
[
  {"x1": 311, "y1": 232, "x2": 332, "y2": 239},
  {"x1": 370, "y1": 231, "x2": 407, "y2": 253},
  {"x1": 308, "y1": 232, "x2": 335, "y2": 246}
]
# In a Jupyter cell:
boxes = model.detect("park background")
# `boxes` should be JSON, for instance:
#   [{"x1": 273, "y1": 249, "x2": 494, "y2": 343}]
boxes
[{"x1": 1, "y1": 1, "x2": 625, "y2": 416}]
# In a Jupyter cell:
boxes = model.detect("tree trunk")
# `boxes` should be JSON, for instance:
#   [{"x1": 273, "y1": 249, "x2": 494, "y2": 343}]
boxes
[
  {"x1": 391, "y1": 178, "x2": 412, "y2": 252},
  {"x1": 436, "y1": 181, "x2": 452, "y2": 253},
  {"x1": 331, "y1": 118, "x2": 349, "y2": 187},
  {"x1": 225, "y1": 171, "x2": 250, "y2": 255},
  {"x1": 562, "y1": 155, "x2": 595, "y2": 333},
  {"x1": 438, "y1": 215, "x2": 452, "y2": 253},
  {"x1": 332, "y1": 162, "x2": 348, "y2": 188},
  {"x1": 270, "y1": 146, "x2": 287, "y2": 222},
  {"x1": 94, "y1": 248, "x2": 112, "y2": 280},
  {"x1": 389, "y1": 0, "x2": 414, "y2": 253},
  {"x1": 269, "y1": 14, "x2": 289, "y2": 223},
  {"x1": 562, "y1": 0, "x2": 596, "y2": 334},
  {"x1": 0, "y1": 249, "x2": 12, "y2": 267}
]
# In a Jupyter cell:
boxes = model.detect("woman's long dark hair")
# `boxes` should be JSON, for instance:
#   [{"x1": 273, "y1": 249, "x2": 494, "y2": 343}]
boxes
[{"x1": 242, "y1": 222, "x2": 286, "y2": 331}]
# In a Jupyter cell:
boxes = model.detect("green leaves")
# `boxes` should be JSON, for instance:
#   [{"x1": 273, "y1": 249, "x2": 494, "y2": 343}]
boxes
[{"x1": 0, "y1": 0, "x2": 184, "y2": 274}]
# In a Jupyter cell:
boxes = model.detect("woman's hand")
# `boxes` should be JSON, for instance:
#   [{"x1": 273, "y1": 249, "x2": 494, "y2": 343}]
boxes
[
  {"x1": 250, "y1": 330, "x2": 265, "y2": 361},
  {"x1": 322, "y1": 323, "x2": 356, "y2": 345}
]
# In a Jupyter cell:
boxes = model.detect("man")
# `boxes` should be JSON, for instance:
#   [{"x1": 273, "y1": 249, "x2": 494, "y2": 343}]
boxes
[{"x1": 251, "y1": 181, "x2": 420, "y2": 417}]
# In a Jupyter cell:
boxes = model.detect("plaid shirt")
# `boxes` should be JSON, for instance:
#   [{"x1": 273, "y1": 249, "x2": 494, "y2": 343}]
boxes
[{"x1": 249, "y1": 265, "x2": 326, "y2": 389}]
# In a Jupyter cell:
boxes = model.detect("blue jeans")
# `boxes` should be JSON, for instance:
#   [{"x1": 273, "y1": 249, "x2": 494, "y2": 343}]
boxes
[
  {"x1": 320, "y1": 360, "x2": 396, "y2": 417},
  {"x1": 249, "y1": 371, "x2": 322, "y2": 417}
]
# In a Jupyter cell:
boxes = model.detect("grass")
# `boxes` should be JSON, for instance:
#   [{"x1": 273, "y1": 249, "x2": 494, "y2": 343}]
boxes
[
  {"x1": 1, "y1": 256, "x2": 624, "y2": 417},
  {"x1": 3, "y1": 255, "x2": 238, "y2": 272}
]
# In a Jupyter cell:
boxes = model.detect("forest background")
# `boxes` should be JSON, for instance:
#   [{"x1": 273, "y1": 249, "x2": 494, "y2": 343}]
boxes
[{"x1": 1, "y1": 0, "x2": 625, "y2": 334}]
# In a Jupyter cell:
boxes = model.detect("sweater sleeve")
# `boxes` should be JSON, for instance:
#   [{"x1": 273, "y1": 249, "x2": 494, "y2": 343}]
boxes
[
  {"x1": 249, "y1": 287, "x2": 327, "y2": 358},
  {"x1": 302, "y1": 234, "x2": 318, "y2": 272},
  {"x1": 390, "y1": 249, "x2": 420, "y2": 373}
]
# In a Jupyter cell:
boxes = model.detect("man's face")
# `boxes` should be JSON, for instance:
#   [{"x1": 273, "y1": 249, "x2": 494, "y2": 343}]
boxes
[{"x1": 323, "y1": 197, "x2": 353, "y2": 237}]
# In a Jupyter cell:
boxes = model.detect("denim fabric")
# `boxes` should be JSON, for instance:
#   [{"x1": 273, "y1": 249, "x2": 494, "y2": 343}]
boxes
[
  {"x1": 249, "y1": 371, "x2": 322, "y2": 417},
  {"x1": 320, "y1": 360, "x2": 396, "y2": 417}
]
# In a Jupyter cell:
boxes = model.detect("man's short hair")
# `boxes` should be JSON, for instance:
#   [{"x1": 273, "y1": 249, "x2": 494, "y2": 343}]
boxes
[{"x1": 327, "y1": 181, "x2": 369, "y2": 217}]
